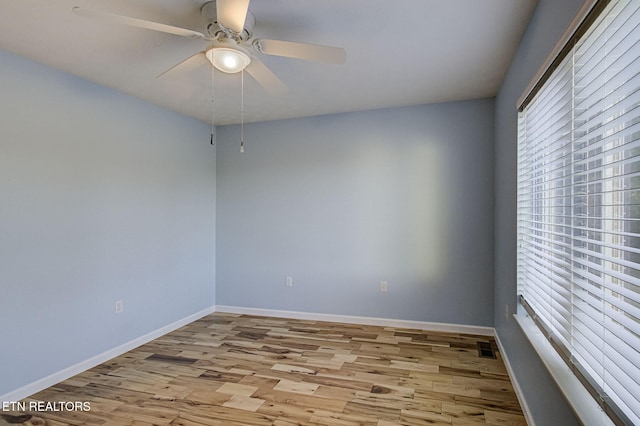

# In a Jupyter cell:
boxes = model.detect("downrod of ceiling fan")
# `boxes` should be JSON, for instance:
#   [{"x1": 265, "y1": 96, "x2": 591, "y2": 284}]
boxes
[{"x1": 200, "y1": 0, "x2": 255, "y2": 41}]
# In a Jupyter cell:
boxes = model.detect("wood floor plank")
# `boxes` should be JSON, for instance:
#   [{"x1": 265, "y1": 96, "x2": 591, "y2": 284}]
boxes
[{"x1": 4, "y1": 313, "x2": 526, "y2": 425}]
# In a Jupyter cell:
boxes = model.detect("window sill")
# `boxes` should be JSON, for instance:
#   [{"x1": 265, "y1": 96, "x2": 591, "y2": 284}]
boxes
[{"x1": 514, "y1": 313, "x2": 614, "y2": 426}]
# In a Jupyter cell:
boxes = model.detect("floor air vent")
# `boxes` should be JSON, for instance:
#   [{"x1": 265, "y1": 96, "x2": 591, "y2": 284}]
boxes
[{"x1": 477, "y1": 341, "x2": 497, "y2": 359}]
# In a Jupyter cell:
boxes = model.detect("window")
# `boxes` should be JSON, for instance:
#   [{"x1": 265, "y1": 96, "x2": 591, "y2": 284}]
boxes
[{"x1": 517, "y1": 0, "x2": 640, "y2": 424}]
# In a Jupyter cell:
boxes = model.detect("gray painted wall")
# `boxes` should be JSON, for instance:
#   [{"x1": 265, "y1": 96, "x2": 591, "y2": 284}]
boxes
[
  {"x1": 494, "y1": 0, "x2": 584, "y2": 424},
  {"x1": 216, "y1": 100, "x2": 495, "y2": 326},
  {"x1": 0, "y1": 50, "x2": 216, "y2": 396}
]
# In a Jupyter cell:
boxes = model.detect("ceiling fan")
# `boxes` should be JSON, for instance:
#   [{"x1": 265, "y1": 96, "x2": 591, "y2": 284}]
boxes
[{"x1": 72, "y1": 0, "x2": 347, "y2": 96}]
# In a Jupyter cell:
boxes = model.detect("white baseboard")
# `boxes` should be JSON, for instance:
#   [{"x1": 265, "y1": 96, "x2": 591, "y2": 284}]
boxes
[
  {"x1": 215, "y1": 305, "x2": 495, "y2": 336},
  {"x1": 493, "y1": 327, "x2": 535, "y2": 426},
  {"x1": 0, "y1": 306, "x2": 216, "y2": 403}
]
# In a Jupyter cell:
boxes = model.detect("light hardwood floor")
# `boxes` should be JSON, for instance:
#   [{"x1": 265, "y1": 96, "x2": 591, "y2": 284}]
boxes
[{"x1": 1, "y1": 313, "x2": 526, "y2": 425}]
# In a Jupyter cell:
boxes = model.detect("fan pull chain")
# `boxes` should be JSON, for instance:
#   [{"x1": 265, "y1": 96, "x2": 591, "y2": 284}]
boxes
[
  {"x1": 210, "y1": 65, "x2": 215, "y2": 145},
  {"x1": 240, "y1": 68, "x2": 245, "y2": 153}
]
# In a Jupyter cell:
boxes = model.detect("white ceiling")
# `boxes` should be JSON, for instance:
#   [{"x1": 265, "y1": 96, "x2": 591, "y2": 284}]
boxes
[{"x1": 0, "y1": 0, "x2": 537, "y2": 125}]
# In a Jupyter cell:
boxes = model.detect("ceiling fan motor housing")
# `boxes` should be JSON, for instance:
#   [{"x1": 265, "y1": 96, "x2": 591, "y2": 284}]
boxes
[{"x1": 201, "y1": 0, "x2": 255, "y2": 41}]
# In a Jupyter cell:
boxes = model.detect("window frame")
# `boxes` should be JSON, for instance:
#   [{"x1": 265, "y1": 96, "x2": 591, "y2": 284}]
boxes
[{"x1": 516, "y1": 1, "x2": 639, "y2": 424}]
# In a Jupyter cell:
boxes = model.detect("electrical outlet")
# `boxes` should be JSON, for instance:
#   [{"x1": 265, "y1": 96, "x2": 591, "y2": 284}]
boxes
[
  {"x1": 505, "y1": 304, "x2": 509, "y2": 320},
  {"x1": 380, "y1": 281, "x2": 388, "y2": 292},
  {"x1": 285, "y1": 276, "x2": 293, "y2": 287},
  {"x1": 115, "y1": 300, "x2": 124, "y2": 314}
]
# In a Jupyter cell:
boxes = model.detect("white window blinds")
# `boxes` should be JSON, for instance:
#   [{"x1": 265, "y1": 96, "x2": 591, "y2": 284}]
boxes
[{"x1": 517, "y1": 0, "x2": 640, "y2": 424}]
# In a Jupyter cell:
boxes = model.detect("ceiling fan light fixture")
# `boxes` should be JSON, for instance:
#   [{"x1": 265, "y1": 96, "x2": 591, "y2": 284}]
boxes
[{"x1": 206, "y1": 47, "x2": 251, "y2": 73}]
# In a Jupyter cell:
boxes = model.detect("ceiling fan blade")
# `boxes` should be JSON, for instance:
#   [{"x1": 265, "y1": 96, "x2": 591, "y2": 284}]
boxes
[
  {"x1": 72, "y1": 6, "x2": 205, "y2": 38},
  {"x1": 156, "y1": 51, "x2": 209, "y2": 79},
  {"x1": 255, "y1": 39, "x2": 346, "y2": 64},
  {"x1": 245, "y1": 57, "x2": 288, "y2": 97},
  {"x1": 216, "y1": 0, "x2": 250, "y2": 34}
]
